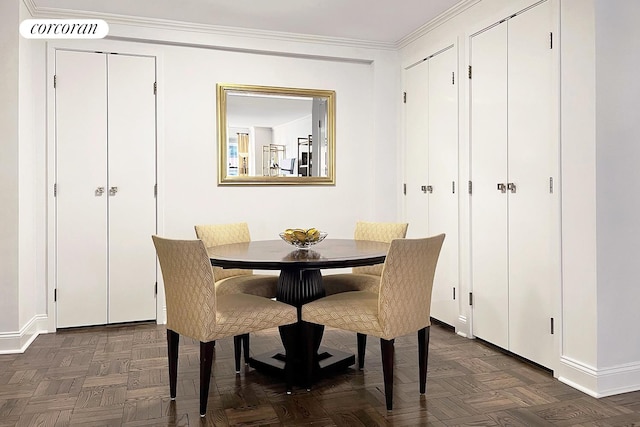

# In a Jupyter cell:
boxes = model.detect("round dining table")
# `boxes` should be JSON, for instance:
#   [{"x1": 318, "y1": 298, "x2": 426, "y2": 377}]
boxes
[{"x1": 207, "y1": 238, "x2": 390, "y2": 383}]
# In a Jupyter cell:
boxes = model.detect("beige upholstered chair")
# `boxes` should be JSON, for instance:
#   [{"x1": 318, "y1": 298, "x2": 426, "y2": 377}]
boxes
[
  {"x1": 302, "y1": 234, "x2": 445, "y2": 410},
  {"x1": 152, "y1": 236, "x2": 297, "y2": 417},
  {"x1": 322, "y1": 221, "x2": 408, "y2": 296},
  {"x1": 194, "y1": 223, "x2": 278, "y2": 299}
]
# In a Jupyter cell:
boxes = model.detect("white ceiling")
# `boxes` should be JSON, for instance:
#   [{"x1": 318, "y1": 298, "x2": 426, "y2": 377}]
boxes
[{"x1": 30, "y1": 0, "x2": 464, "y2": 45}]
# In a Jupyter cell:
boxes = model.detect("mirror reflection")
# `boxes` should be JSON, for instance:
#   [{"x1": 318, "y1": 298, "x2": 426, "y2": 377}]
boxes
[{"x1": 217, "y1": 84, "x2": 335, "y2": 185}]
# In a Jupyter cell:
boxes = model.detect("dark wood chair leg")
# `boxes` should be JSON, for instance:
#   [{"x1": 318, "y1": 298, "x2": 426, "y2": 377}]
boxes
[
  {"x1": 167, "y1": 329, "x2": 179, "y2": 400},
  {"x1": 418, "y1": 326, "x2": 430, "y2": 394},
  {"x1": 357, "y1": 333, "x2": 367, "y2": 370},
  {"x1": 233, "y1": 335, "x2": 242, "y2": 373},
  {"x1": 242, "y1": 333, "x2": 250, "y2": 365},
  {"x1": 380, "y1": 338, "x2": 395, "y2": 411},
  {"x1": 199, "y1": 341, "x2": 215, "y2": 417}
]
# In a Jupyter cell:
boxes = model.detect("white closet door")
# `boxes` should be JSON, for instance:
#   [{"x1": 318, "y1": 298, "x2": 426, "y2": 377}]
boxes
[
  {"x1": 107, "y1": 54, "x2": 157, "y2": 323},
  {"x1": 507, "y1": 1, "x2": 554, "y2": 368},
  {"x1": 427, "y1": 47, "x2": 459, "y2": 326},
  {"x1": 404, "y1": 60, "x2": 430, "y2": 238},
  {"x1": 470, "y1": 22, "x2": 509, "y2": 348},
  {"x1": 56, "y1": 51, "x2": 108, "y2": 328}
]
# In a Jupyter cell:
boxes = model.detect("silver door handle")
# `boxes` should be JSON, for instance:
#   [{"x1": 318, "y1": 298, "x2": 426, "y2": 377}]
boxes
[
  {"x1": 109, "y1": 186, "x2": 118, "y2": 196},
  {"x1": 421, "y1": 185, "x2": 427, "y2": 193},
  {"x1": 95, "y1": 186, "x2": 105, "y2": 196},
  {"x1": 507, "y1": 182, "x2": 516, "y2": 193},
  {"x1": 497, "y1": 183, "x2": 506, "y2": 193}
]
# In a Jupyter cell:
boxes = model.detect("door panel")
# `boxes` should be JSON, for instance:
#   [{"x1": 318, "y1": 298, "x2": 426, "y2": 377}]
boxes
[
  {"x1": 107, "y1": 54, "x2": 157, "y2": 323},
  {"x1": 427, "y1": 47, "x2": 459, "y2": 326},
  {"x1": 507, "y1": 1, "x2": 554, "y2": 368},
  {"x1": 404, "y1": 60, "x2": 430, "y2": 238},
  {"x1": 56, "y1": 50, "x2": 108, "y2": 328},
  {"x1": 470, "y1": 22, "x2": 509, "y2": 348}
]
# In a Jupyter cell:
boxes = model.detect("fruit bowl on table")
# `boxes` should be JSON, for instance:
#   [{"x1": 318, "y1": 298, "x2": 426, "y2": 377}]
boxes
[{"x1": 279, "y1": 228, "x2": 328, "y2": 249}]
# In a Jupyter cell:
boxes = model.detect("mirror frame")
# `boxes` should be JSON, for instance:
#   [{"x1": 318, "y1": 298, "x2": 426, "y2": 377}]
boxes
[{"x1": 217, "y1": 83, "x2": 336, "y2": 185}]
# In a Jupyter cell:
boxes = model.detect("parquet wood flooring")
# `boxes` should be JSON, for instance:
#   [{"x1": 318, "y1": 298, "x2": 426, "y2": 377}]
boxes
[{"x1": 1, "y1": 322, "x2": 639, "y2": 426}]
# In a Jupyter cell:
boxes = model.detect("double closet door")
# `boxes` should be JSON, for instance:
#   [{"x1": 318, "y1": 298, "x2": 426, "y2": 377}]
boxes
[
  {"x1": 404, "y1": 46, "x2": 459, "y2": 327},
  {"x1": 55, "y1": 50, "x2": 157, "y2": 328},
  {"x1": 470, "y1": 0, "x2": 556, "y2": 369}
]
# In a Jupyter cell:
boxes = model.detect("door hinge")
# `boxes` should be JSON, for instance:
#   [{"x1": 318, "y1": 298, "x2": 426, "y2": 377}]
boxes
[
  {"x1": 154, "y1": 183, "x2": 158, "y2": 197},
  {"x1": 468, "y1": 180, "x2": 473, "y2": 194},
  {"x1": 155, "y1": 282, "x2": 158, "y2": 295},
  {"x1": 54, "y1": 183, "x2": 57, "y2": 197},
  {"x1": 550, "y1": 317, "x2": 555, "y2": 334},
  {"x1": 550, "y1": 32, "x2": 553, "y2": 49},
  {"x1": 153, "y1": 82, "x2": 157, "y2": 95},
  {"x1": 469, "y1": 292, "x2": 473, "y2": 306},
  {"x1": 403, "y1": 92, "x2": 407, "y2": 103},
  {"x1": 403, "y1": 183, "x2": 406, "y2": 195},
  {"x1": 468, "y1": 65, "x2": 472, "y2": 79},
  {"x1": 54, "y1": 288, "x2": 57, "y2": 302},
  {"x1": 452, "y1": 71, "x2": 455, "y2": 85},
  {"x1": 453, "y1": 287, "x2": 456, "y2": 300},
  {"x1": 549, "y1": 177, "x2": 554, "y2": 193},
  {"x1": 53, "y1": 75, "x2": 57, "y2": 88}
]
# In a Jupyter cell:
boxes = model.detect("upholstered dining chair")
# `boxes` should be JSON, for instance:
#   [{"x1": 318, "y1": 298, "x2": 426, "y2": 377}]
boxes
[
  {"x1": 322, "y1": 221, "x2": 408, "y2": 296},
  {"x1": 195, "y1": 223, "x2": 280, "y2": 362},
  {"x1": 194, "y1": 222, "x2": 278, "y2": 299},
  {"x1": 301, "y1": 234, "x2": 445, "y2": 410},
  {"x1": 152, "y1": 236, "x2": 297, "y2": 417}
]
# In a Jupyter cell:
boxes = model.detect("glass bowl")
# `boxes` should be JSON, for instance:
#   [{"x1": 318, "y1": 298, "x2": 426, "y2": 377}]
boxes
[{"x1": 279, "y1": 230, "x2": 328, "y2": 249}]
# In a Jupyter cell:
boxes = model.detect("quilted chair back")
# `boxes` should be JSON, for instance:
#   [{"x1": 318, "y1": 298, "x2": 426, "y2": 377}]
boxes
[
  {"x1": 378, "y1": 234, "x2": 445, "y2": 339},
  {"x1": 353, "y1": 221, "x2": 408, "y2": 276},
  {"x1": 152, "y1": 236, "x2": 217, "y2": 342},
  {"x1": 194, "y1": 222, "x2": 253, "y2": 280}
]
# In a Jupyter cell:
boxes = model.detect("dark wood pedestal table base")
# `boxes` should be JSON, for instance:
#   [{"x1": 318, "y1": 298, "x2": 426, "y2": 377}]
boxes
[{"x1": 207, "y1": 239, "x2": 389, "y2": 387}]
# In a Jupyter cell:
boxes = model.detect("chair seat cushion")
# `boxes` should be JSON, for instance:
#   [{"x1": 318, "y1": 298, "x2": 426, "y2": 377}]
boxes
[
  {"x1": 301, "y1": 291, "x2": 384, "y2": 337},
  {"x1": 215, "y1": 274, "x2": 278, "y2": 298},
  {"x1": 322, "y1": 273, "x2": 380, "y2": 296},
  {"x1": 213, "y1": 293, "x2": 297, "y2": 340}
]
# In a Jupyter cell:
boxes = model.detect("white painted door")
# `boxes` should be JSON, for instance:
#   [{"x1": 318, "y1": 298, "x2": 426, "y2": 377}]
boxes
[
  {"x1": 470, "y1": 1, "x2": 555, "y2": 369},
  {"x1": 56, "y1": 50, "x2": 109, "y2": 328},
  {"x1": 470, "y1": 21, "x2": 509, "y2": 349},
  {"x1": 107, "y1": 54, "x2": 157, "y2": 323},
  {"x1": 404, "y1": 60, "x2": 430, "y2": 238},
  {"x1": 427, "y1": 47, "x2": 459, "y2": 326},
  {"x1": 507, "y1": 1, "x2": 554, "y2": 368},
  {"x1": 56, "y1": 50, "x2": 157, "y2": 327}
]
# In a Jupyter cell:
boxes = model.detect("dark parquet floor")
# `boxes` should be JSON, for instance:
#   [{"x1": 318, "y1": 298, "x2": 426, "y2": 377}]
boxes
[{"x1": 1, "y1": 321, "x2": 639, "y2": 426}]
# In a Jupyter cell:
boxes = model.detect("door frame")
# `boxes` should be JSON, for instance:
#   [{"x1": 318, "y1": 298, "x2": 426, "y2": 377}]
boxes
[{"x1": 46, "y1": 40, "x2": 166, "y2": 332}]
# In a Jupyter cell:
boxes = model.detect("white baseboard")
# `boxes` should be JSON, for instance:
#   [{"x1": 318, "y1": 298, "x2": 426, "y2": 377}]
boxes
[
  {"x1": 559, "y1": 355, "x2": 640, "y2": 397},
  {"x1": 0, "y1": 315, "x2": 49, "y2": 354}
]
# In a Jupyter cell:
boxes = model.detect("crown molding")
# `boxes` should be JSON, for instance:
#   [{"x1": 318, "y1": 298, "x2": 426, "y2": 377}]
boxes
[
  {"x1": 23, "y1": 0, "x2": 397, "y2": 51},
  {"x1": 397, "y1": 0, "x2": 481, "y2": 48}
]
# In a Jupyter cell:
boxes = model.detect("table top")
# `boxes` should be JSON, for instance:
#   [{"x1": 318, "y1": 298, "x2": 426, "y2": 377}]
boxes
[{"x1": 208, "y1": 238, "x2": 389, "y2": 270}]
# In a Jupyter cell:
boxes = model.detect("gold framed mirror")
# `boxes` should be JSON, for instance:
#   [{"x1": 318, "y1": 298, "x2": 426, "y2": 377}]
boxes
[{"x1": 217, "y1": 83, "x2": 335, "y2": 185}]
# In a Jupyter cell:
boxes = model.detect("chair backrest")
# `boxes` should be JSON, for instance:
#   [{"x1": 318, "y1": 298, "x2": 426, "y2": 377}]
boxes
[
  {"x1": 353, "y1": 221, "x2": 409, "y2": 276},
  {"x1": 378, "y1": 234, "x2": 445, "y2": 339},
  {"x1": 152, "y1": 235, "x2": 217, "y2": 342},
  {"x1": 194, "y1": 222, "x2": 253, "y2": 280}
]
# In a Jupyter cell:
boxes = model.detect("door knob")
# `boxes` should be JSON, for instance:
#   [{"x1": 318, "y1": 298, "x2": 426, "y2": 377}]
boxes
[
  {"x1": 109, "y1": 186, "x2": 118, "y2": 196},
  {"x1": 507, "y1": 182, "x2": 516, "y2": 193},
  {"x1": 95, "y1": 186, "x2": 105, "y2": 196},
  {"x1": 497, "y1": 183, "x2": 506, "y2": 193}
]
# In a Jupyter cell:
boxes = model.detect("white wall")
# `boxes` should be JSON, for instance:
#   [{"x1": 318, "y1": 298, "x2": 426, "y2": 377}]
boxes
[
  {"x1": 0, "y1": 0, "x2": 20, "y2": 334},
  {"x1": 558, "y1": 0, "x2": 599, "y2": 390},
  {"x1": 594, "y1": 0, "x2": 640, "y2": 374},
  {"x1": 28, "y1": 16, "x2": 400, "y2": 334}
]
